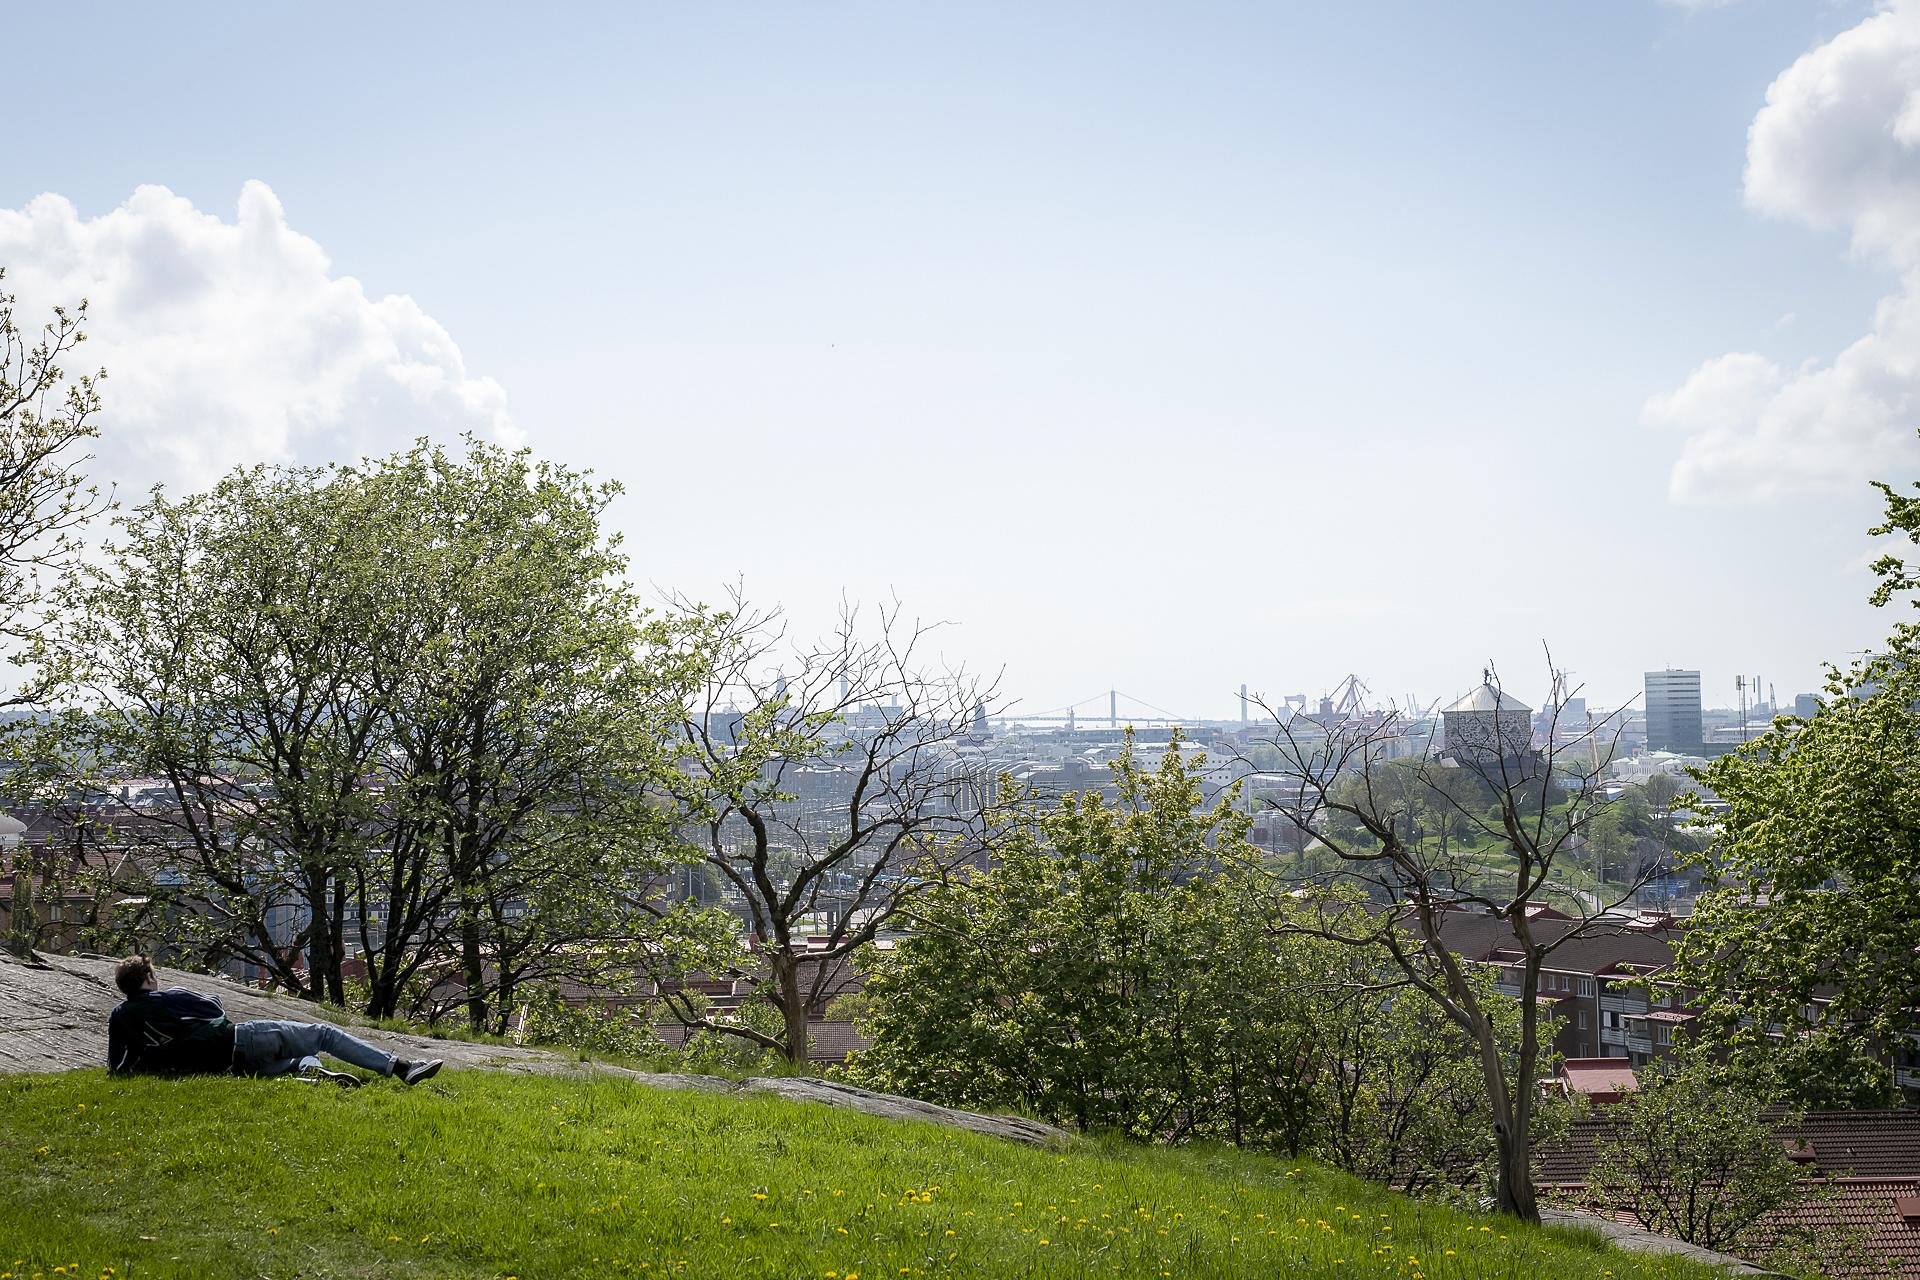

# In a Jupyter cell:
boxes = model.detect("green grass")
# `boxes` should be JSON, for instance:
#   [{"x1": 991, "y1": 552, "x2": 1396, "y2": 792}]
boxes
[{"x1": 0, "y1": 1069, "x2": 1725, "y2": 1280}]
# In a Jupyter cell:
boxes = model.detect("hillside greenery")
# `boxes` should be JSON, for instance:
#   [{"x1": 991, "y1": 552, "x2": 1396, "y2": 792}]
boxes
[{"x1": 1, "y1": 1068, "x2": 1724, "y2": 1280}]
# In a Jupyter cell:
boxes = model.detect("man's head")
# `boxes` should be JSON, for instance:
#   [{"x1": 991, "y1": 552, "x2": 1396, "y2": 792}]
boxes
[{"x1": 115, "y1": 956, "x2": 157, "y2": 998}]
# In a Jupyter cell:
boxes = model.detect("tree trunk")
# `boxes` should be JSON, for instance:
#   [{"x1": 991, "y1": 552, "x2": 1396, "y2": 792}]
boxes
[
  {"x1": 5, "y1": 844, "x2": 36, "y2": 957},
  {"x1": 326, "y1": 878, "x2": 347, "y2": 1005},
  {"x1": 777, "y1": 955, "x2": 809, "y2": 1065},
  {"x1": 461, "y1": 901, "x2": 488, "y2": 1031},
  {"x1": 493, "y1": 972, "x2": 516, "y2": 1038},
  {"x1": 1492, "y1": 1113, "x2": 1539, "y2": 1220},
  {"x1": 1468, "y1": 1006, "x2": 1541, "y2": 1222},
  {"x1": 366, "y1": 966, "x2": 398, "y2": 1020},
  {"x1": 304, "y1": 868, "x2": 334, "y2": 1002}
]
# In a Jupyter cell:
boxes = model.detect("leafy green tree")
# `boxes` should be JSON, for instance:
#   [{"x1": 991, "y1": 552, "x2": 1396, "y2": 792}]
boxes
[
  {"x1": 0, "y1": 270, "x2": 107, "y2": 690},
  {"x1": 1584, "y1": 1061, "x2": 1799, "y2": 1254},
  {"x1": 36, "y1": 438, "x2": 702, "y2": 1029},
  {"x1": 37, "y1": 464, "x2": 396, "y2": 996},
  {"x1": 853, "y1": 740, "x2": 1553, "y2": 1203},
  {"x1": 849, "y1": 738, "x2": 1249, "y2": 1137},
  {"x1": 1640, "y1": 771, "x2": 1681, "y2": 811},
  {"x1": 348, "y1": 440, "x2": 706, "y2": 1032},
  {"x1": 1666, "y1": 474, "x2": 1920, "y2": 1107},
  {"x1": 1308, "y1": 963, "x2": 1551, "y2": 1202}
]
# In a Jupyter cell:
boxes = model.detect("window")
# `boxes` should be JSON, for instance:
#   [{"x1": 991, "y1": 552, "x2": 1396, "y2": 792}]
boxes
[
  {"x1": 1577, "y1": 1010, "x2": 1590, "y2": 1030},
  {"x1": 1578, "y1": 977, "x2": 1595, "y2": 996}
]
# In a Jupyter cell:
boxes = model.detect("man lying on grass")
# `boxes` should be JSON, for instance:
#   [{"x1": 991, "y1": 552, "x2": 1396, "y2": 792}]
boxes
[{"x1": 107, "y1": 956, "x2": 443, "y2": 1088}]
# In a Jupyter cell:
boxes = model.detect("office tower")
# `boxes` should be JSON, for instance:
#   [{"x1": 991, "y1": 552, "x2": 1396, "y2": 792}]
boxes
[{"x1": 1644, "y1": 669, "x2": 1702, "y2": 754}]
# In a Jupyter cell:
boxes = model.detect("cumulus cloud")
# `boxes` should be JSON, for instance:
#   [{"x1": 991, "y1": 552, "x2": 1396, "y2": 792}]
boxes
[
  {"x1": 0, "y1": 181, "x2": 517, "y2": 495},
  {"x1": 1653, "y1": 1, "x2": 1920, "y2": 502}
]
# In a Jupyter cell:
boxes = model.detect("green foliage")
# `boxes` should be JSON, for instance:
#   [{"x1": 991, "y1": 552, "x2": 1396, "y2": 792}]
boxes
[
  {"x1": 32, "y1": 437, "x2": 710, "y2": 1028},
  {"x1": 1667, "y1": 475, "x2": 1920, "y2": 1107},
  {"x1": 0, "y1": 1069, "x2": 1730, "y2": 1280},
  {"x1": 849, "y1": 737, "x2": 1255, "y2": 1138},
  {"x1": 823, "y1": 990, "x2": 876, "y2": 1023},
  {"x1": 514, "y1": 987, "x2": 670, "y2": 1063},
  {"x1": 850, "y1": 741, "x2": 1552, "y2": 1205},
  {"x1": 1583, "y1": 1060, "x2": 1798, "y2": 1253},
  {"x1": 1307, "y1": 965, "x2": 1563, "y2": 1206},
  {"x1": 1579, "y1": 1057, "x2": 1892, "y2": 1280},
  {"x1": 677, "y1": 996, "x2": 793, "y2": 1074},
  {"x1": 0, "y1": 269, "x2": 107, "y2": 667}
]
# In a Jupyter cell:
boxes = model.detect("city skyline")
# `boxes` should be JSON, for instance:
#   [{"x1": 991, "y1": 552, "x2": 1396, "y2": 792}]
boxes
[{"x1": 2, "y1": 2, "x2": 1912, "y2": 715}]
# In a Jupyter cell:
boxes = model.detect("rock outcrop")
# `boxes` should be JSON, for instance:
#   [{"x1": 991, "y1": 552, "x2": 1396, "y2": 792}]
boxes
[
  {"x1": 0, "y1": 948, "x2": 1069, "y2": 1148},
  {"x1": 1538, "y1": 1206, "x2": 1783, "y2": 1276}
]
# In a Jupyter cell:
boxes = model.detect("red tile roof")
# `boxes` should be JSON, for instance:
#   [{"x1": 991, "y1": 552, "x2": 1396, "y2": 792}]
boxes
[
  {"x1": 1559, "y1": 1058, "x2": 1638, "y2": 1099},
  {"x1": 1745, "y1": 1177, "x2": 1920, "y2": 1279},
  {"x1": 1539, "y1": 1109, "x2": 1920, "y2": 1186}
]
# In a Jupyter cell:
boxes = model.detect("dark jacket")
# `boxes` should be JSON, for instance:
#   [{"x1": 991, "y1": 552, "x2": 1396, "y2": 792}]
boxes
[{"x1": 107, "y1": 987, "x2": 237, "y2": 1076}]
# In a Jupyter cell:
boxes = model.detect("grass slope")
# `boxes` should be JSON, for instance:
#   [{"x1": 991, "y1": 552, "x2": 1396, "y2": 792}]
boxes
[{"x1": 1, "y1": 1070, "x2": 1723, "y2": 1280}]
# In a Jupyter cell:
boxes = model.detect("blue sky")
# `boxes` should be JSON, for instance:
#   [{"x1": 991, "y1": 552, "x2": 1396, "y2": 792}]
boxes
[{"x1": 3, "y1": 1, "x2": 1910, "y2": 718}]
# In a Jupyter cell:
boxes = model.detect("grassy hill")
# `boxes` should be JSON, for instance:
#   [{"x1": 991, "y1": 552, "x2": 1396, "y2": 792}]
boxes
[{"x1": 1, "y1": 1069, "x2": 1728, "y2": 1280}]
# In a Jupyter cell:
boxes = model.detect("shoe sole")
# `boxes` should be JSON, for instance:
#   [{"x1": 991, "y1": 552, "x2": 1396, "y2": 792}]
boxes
[{"x1": 403, "y1": 1061, "x2": 442, "y2": 1086}]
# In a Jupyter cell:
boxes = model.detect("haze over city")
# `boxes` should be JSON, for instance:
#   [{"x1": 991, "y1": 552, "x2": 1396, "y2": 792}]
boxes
[{"x1": 4, "y1": 1, "x2": 1915, "y2": 715}]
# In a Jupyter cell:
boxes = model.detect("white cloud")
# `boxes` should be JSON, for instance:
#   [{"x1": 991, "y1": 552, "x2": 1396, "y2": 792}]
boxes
[
  {"x1": 1653, "y1": 1, "x2": 1920, "y2": 501},
  {"x1": 0, "y1": 181, "x2": 517, "y2": 496}
]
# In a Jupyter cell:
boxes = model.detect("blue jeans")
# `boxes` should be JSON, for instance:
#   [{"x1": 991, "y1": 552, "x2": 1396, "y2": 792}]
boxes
[{"x1": 231, "y1": 1019, "x2": 396, "y2": 1079}]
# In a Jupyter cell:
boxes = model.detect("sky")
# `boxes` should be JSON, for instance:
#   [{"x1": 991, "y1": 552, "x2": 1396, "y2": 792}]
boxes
[{"x1": 3, "y1": 0, "x2": 1916, "y2": 720}]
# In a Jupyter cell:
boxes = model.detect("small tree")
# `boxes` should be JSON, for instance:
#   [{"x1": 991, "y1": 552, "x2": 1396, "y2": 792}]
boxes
[
  {"x1": 853, "y1": 740, "x2": 1556, "y2": 1192},
  {"x1": 1246, "y1": 662, "x2": 1653, "y2": 1222},
  {"x1": 850, "y1": 739, "x2": 1247, "y2": 1135},
  {"x1": 1584, "y1": 1061, "x2": 1799, "y2": 1253},
  {"x1": 650, "y1": 594, "x2": 997, "y2": 1064},
  {"x1": 1308, "y1": 961, "x2": 1546, "y2": 1201}
]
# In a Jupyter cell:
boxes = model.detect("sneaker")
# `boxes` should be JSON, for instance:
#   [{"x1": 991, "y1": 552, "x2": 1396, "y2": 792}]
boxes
[{"x1": 396, "y1": 1058, "x2": 442, "y2": 1086}]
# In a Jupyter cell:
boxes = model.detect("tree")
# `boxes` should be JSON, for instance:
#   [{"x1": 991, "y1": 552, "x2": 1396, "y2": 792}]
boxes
[
  {"x1": 0, "y1": 271, "x2": 110, "y2": 959},
  {"x1": 647, "y1": 594, "x2": 997, "y2": 1064},
  {"x1": 850, "y1": 739, "x2": 1250, "y2": 1136},
  {"x1": 852, "y1": 739, "x2": 1556, "y2": 1199},
  {"x1": 36, "y1": 439, "x2": 701, "y2": 1028},
  {"x1": 349, "y1": 440, "x2": 706, "y2": 1032},
  {"x1": 39, "y1": 464, "x2": 409, "y2": 999},
  {"x1": 1662, "y1": 474, "x2": 1920, "y2": 1107},
  {"x1": 1305, "y1": 958, "x2": 1548, "y2": 1202},
  {"x1": 1640, "y1": 771, "x2": 1681, "y2": 811},
  {"x1": 1584, "y1": 1061, "x2": 1800, "y2": 1253},
  {"x1": 1245, "y1": 665, "x2": 1652, "y2": 1222}
]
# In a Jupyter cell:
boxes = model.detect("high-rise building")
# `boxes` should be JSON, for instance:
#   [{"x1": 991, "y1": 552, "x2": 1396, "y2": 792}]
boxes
[
  {"x1": 1644, "y1": 669, "x2": 1703, "y2": 754},
  {"x1": 1793, "y1": 693, "x2": 1821, "y2": 720}
]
